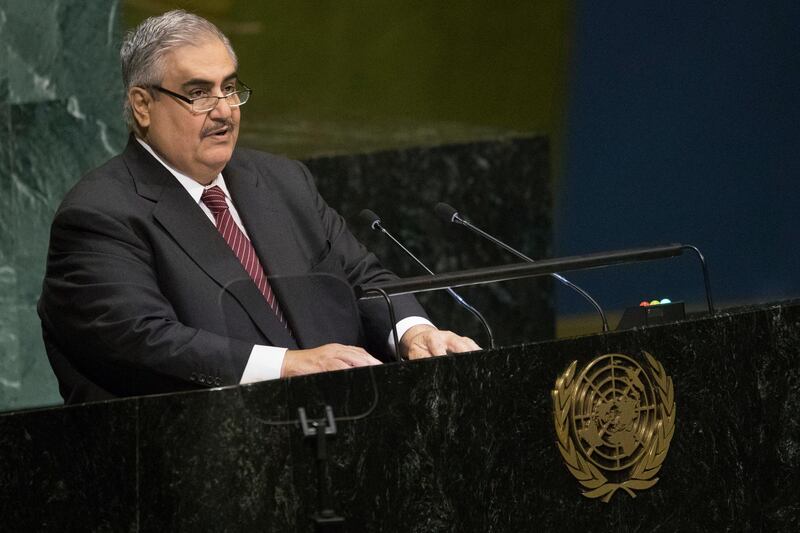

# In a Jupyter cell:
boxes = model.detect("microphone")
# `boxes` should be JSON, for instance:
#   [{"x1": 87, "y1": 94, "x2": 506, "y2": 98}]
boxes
[
  {"x1": 359, "y1": 209, "x2": 494, "y2": 349},
  {"x1": 434, "y1": 202, "x2": 609, "y2": 332}
]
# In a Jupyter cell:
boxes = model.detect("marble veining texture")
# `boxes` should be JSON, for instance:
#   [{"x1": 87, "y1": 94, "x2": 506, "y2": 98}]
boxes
[
  {"x1": 0, "y1": 301, "x2": 798, "y2": 532},
  {"x1": 0, "y1": 0, "x2": 128, "y2": 411}
]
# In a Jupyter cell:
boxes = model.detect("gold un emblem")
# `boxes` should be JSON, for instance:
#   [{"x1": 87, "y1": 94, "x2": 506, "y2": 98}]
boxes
[{"x1": 552, "y1": 352, "x2": 676, "y2": 502}]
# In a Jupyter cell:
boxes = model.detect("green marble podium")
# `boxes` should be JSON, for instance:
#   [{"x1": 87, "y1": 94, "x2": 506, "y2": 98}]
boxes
[{"x1": 1, "y1": 300, "x2": 798, "y2": 531}]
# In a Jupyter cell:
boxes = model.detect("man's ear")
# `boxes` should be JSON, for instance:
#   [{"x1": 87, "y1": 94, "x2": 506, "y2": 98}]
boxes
[{"x1": 129, "y1": 87, "x2": 152, "y2": 129}]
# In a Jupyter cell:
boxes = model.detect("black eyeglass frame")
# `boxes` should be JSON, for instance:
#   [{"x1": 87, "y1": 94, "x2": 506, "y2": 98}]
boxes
[{"x1": 150, "y1": 81, "x2": 252, "y2": 113}]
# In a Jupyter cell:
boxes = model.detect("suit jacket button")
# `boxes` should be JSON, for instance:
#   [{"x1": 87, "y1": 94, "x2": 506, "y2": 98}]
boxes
[{"x1": 190, "y1": 372, "x2": 198, "y2": 382}]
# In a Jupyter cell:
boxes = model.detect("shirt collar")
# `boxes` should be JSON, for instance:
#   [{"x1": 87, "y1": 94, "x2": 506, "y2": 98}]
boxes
[{"x1": 135, "y1": 137, "x2": 232, "y2": 204}]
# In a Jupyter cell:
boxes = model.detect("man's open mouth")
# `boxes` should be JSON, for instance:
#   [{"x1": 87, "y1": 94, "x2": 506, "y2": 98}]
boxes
[{"x1": 206, "y1": 127, "x2": 229, "y2": 137}]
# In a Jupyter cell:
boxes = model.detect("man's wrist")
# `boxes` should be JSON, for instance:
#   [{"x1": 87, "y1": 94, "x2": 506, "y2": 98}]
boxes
[
  {"x1": 388, "y1": 316, "x2": 434, "y2": 355},
  {"x1": 240, "y1": 345, "x2": 287, "y2": 383}
]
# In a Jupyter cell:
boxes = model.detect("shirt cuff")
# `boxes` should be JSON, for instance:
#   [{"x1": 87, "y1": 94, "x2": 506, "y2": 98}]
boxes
[
  {"x1": 239, "y1": 345, "x2": 287, "y2": 383},
  {"x1": 388, "y1": 316, "x2": 435, "y2": 355}
]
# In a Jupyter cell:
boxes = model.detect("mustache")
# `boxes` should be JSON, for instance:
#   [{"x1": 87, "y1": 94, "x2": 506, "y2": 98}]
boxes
[{"x1": 201, "y1": 120, "x2": 236, "y2": 137}]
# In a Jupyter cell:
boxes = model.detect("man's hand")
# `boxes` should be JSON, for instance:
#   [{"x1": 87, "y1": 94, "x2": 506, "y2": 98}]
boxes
[
  {"x1": 281, "y1": 344, "x2": 382, "y2": 377},
  {"x1": 399, "y1": 324, "x2": 481, "y2": 360}
]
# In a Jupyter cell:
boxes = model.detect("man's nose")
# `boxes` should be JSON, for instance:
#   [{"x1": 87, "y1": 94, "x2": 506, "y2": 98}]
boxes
[{"x1": 208, "y1": 95, "x2": 233, "y2": 119}]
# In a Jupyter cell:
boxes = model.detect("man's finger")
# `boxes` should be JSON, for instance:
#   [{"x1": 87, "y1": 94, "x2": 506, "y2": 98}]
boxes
[
  {"x1": 334, "y1": 349, "x2": 382, "y2": 367},
  {"x1": 411, "y1": 333, "x2": 448, "y2": 358},
  {"x1": 323, "y1": 344, "x2": 380, "y2": 365},
  {"x1": 322, "y1": 358, "x2": 352, "y2": 372},
  {"x1": 445, "y1": 336, "x2": 481, "y2": 354},
  {"x1": 427, "y1": 338, "x2": 450, "y2": 356}
]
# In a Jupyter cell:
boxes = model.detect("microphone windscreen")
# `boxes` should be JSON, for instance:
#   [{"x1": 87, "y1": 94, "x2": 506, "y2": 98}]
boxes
[
  {"x1": 359, "y1": 209, "x2": 381, "y2": 229},
  {"x1": 434, "y1": 202, "x2": 459, "y2": 223}
]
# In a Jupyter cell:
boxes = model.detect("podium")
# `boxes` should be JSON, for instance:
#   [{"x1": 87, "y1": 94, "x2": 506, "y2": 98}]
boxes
[{"x1": 1, "y1": 300, "x2": 798, "y2": 531}]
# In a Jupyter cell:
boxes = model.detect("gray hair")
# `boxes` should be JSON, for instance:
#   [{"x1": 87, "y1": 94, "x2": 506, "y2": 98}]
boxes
[{"x1": 120, "y1": 10, "x2": 238, "y2": 129}]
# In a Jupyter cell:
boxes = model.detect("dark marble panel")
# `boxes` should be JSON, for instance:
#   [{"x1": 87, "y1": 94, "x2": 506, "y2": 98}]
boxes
[
  {"x1": 0, "y1": 7, "x2": 7, "y2": 104},
  {"x1": 276, "y1": 301, "x2": 800, "y2": 532},
  {"x1": 0, "y1": 400, "x2": 138, "y2": 531},
  {"x1": 0, "y1": 102, "x2": 10, "y2": 260},
  {"x1": 135, "y1": 380, "x2": 300, "y2": 532},
  {"x1": 1, "y1": 300, "x2": 798, "y2": 532},
  {"x1": 304, "y1": 136, "x2": 554, "y2": 348},
  {"x1": 283, "y1": 353, "x2": 558, "y2": 532}
]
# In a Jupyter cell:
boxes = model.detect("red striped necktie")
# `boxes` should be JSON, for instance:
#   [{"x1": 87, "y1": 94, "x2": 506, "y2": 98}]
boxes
[{"x1": 200, "y1": 185, "x2": 289, "y2": 329}]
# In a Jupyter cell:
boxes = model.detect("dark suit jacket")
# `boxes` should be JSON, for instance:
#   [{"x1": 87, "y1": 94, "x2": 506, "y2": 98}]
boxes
[{"x1": 38, "y1": 137, "x2": 425, "y2": 404}]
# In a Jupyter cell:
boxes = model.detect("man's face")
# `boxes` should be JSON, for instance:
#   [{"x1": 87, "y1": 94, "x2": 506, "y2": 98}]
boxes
[{"x1": 143, "y1": 38, "x2": 240, "y2": 184}]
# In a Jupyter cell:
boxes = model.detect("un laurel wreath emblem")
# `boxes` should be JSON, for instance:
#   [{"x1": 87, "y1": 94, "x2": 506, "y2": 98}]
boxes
[{"x1": 551, "y1": 352, "x2": 676, "y2": 503}]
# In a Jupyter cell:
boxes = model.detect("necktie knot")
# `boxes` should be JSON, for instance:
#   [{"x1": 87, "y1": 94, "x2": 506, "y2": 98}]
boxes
[{"x1": 201, "y1": 186, "x2": 229, "y2": 216}]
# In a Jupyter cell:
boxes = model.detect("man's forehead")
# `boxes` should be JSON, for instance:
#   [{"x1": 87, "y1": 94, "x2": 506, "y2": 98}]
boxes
[{"x1": 162, "y1": 39, "x2": 236, "y2": 82}]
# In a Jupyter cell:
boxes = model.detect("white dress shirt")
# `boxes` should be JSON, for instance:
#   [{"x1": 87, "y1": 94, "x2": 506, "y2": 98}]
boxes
[{"x1": 136, "y1": 138, "x2": 431, "y2": 383}]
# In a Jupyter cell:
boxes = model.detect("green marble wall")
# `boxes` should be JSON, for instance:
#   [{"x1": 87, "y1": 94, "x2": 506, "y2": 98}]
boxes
[{"x1": 0, "y1": 0, "x2": 128, "y2": 411}]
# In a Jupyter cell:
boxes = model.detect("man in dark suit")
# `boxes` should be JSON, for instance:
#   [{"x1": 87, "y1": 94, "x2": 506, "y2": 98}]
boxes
[{"x1": 38, "y1": 10, "x2": 479, "y2": 404}]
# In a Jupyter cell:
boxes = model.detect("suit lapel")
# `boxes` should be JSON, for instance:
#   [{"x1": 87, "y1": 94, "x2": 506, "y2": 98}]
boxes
[
  {"x1": 223, "y1": 159, "x2": 306, "y2": 277},
  {"x1": 224, "y1": 156, "x2": 324, "y2": 347},
  {"x1": 122, "y1": 138, "x2": 297, "y2": 349}
]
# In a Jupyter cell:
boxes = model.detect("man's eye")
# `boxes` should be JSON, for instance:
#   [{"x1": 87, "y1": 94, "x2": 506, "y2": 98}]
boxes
[
  {"x1": 190, "y1": 90, "x2": 208, "y2": 99},
  {"x1": 224, "y1": 85, "x2": 236, "y2": 94}
]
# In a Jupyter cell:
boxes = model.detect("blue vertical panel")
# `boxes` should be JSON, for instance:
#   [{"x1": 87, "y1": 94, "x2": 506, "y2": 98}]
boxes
[{"x1": 559, "y1": 1, "x2": 800, "y2": 313}]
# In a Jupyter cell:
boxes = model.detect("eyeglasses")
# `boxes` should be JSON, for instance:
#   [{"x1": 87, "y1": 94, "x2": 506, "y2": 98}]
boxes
[{"x1": 151, "y1": 81, "x2": 252, "y2": 113}]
